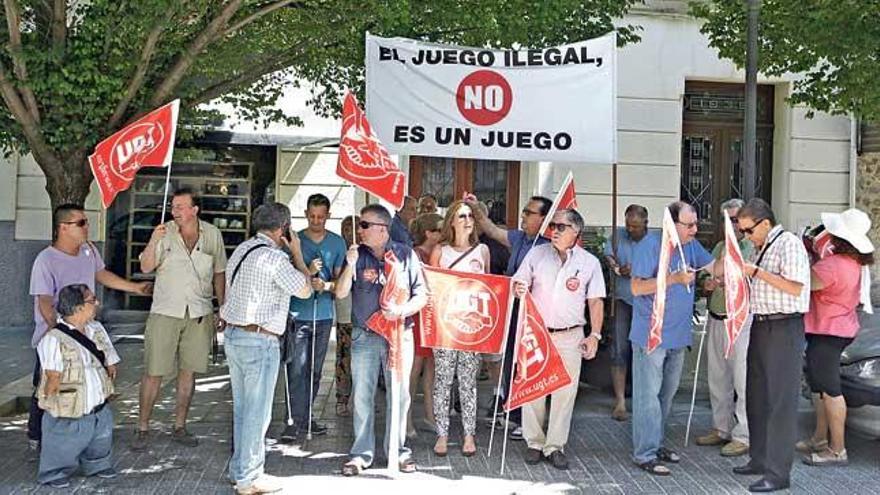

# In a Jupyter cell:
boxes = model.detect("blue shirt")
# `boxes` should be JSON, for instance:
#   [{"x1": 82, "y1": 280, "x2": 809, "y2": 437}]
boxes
[
  {"x1": 603, "y1": 227, "x2": 643, "y2": 305},
  {"x1": 506, "y1": 230, "x2": 549, "y2": 276},
  {"x1": 390, "y1": 214, "x2": 413, "y2": 246},
  {"x1": 629, "y1": 232, "x2": 714, "y2": 350},
  {"x1": 289, "y1": 230, "x2": 347, "y2": 321},
  {"x1": 351, "y1": 241, "x2": 426, "y2": 329}
]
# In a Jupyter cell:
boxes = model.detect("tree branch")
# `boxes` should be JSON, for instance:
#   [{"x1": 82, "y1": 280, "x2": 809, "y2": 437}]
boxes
[
  {"x1": 149, "y1": 0, "x2": 245, "y2": 107},
  {"x1": 220, "y1": 0, "x2": 299, "y2": 39},
  {"x1": 3, "y1": 0, "x2": 41, "y2": 124},
  {"x1": 106, "y1": 22, "x2": 166, "y2": 131},
  {"x1": 51, "y1": 0, "x2": 66, "y2": 50},
  {"x1": 0, "y1": 61, "x2": 60, "y2": 171}
]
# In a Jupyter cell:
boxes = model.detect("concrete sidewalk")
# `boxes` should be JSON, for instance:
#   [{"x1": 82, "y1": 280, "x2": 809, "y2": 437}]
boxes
[{"x1": 0, "y1": 322, "x2": 878, "y2": 494}]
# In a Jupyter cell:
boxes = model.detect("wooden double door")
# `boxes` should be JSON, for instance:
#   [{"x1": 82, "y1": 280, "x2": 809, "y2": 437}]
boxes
[{"x1": 408, "y1": 156, "x2": 520, "y2": 228}]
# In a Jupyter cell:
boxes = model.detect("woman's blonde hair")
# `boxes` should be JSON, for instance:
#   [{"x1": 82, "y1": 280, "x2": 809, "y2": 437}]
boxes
[{"x1": 440, "y1": 200, "x2": 479, "y2": 247}]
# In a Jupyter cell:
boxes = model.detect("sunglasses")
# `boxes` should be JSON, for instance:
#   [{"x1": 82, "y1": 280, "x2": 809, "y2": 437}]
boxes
[
  {"x1": 548, "y1": 222, "x2": 575, "y2": 233},
  {"x1": 457, "y1": 213, "x2": 474, "y2": 220},
  {"x1": 739, "y1": 219, "x2": 764, "y2": 236},
  {"x1": 62, "y1": 218, "x2": 89, "y2": 227},
  {"x1": 358, "y1": 220, "x2": 387, "y2": 230},
  {"x1": 521, "y1": 208, "x2": 542, "y2": 217}
]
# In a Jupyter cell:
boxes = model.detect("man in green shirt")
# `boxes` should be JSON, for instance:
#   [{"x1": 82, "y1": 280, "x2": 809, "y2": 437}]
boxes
[{"x1": 695, "y1": 199, "x2": 755, "y2": 457}]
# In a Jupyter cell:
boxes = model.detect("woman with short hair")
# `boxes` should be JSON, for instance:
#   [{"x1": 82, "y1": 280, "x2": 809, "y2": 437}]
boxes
[
  {"x1": 799, "y1": 209, "x2": 875, "y2": 466},
  {"x1": 36, "y1": 284, "x2": 120, "y2": 488},
  {"x1": 429, "y1": 201, "x2": 490, "y2": 457}
]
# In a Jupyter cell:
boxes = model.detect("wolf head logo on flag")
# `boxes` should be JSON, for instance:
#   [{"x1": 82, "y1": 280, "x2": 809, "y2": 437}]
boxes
[
  {"x1": 723, "y1": 214, "x2": 751, "y2": 358},
  {"x1": 646, "y1": 207, "x2": 685, "y2": 353}
]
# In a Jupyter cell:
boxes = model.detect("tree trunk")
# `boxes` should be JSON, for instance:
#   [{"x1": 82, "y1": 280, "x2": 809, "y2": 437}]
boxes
[{"x1": 41, "y1": 152, "x2": 93, "y2": 210}]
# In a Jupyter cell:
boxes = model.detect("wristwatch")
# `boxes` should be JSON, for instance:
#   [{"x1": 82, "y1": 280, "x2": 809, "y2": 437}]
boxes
[{"x1": 587, "y1": 333, "x2": 602, "y2": 342}]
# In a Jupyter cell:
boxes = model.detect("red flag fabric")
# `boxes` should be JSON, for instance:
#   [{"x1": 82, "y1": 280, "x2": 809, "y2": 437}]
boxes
[
  {"x1": 538, "y1": 171, "x2": 578, "y2": 238},
  {"x1": 365, "y1": 250, "x2": 410, "y2": 378},
  {"x1": 337, "y1": 92, "x2": 405, "y2": 209},
  {"x1": 505, "y1": 293, "x2": 572, "y2": 411},
  {"x1": 88, "y1": 100, "x2": 180, "y2": 208},
  {"x1": 646, "y1": 207, "x2": 684, "y2": 353},
  {"x1": 419, "y1": 265, "x2": 512, "y2": 354},
  {"x1": 723, "y1": 215, "x2": 751, "y2": 358}
]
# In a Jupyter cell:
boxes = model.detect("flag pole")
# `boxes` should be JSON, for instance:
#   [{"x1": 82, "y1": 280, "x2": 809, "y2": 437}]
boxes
[
  {"x1": 500, "y1": 298, "x2": 525, "y2": 475},
  {"x1": 387, "y1": 325, "x2": 402, "y2": 474},
  {"x1": 685, "y1": 315, "x2": 709, "y2": 447},
  {"x1": 488, "y1": 280, "x2": 517, "y2": 458},
  {"x1": 159, "y1": 161, "x2": 173, "y2": 223},
  {"x1": 610, "y1": 163, "x2": 619, "y2": 319}
]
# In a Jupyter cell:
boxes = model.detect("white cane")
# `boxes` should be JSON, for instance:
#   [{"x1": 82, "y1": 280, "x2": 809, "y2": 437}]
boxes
[
  {"x1": 684, "y1": 315, "x2": 709, "y2": 447},
  {"x1": 283, "y1": 364, "x2": 294, "y2": 426},
  {"x1": 307, "y1": 296, "x2": 318, "y2": 441}
]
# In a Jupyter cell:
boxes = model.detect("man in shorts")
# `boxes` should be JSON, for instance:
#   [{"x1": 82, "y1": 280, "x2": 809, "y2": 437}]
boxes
[{"x1": 133, "y1": 187, "x2": 227, "y2": 450}]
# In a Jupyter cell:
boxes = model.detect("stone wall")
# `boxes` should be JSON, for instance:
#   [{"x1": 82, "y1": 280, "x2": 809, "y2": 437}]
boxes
[{"x1": 856, "y1": 152, "x2": 880, "y2": 304}]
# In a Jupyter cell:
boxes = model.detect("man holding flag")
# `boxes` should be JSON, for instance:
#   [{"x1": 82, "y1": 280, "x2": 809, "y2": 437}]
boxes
[
  {"x1": 512, "y1": 208, "x2": 605, "y2": 470},
  {"x1": 334, "y1": 204, "x2": 427, "y2": 476},
  {"x1": 630, "y1": 201, "x2": 717, "y2": 476},
  {"x1": 695, "y1": 199, "x2": 754, "y2": 457}
]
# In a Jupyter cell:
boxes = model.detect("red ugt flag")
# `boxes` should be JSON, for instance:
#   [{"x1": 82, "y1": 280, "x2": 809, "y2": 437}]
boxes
[
  {"x1": 366, "y1": 250, "x2": 410, "y2": 378},
  {"x1": 88, "y1": 100, "x2": 180, "y2": 208},
  {"x1": 419, "y1": 265, "x2": 513, "y2": 354},
  {"x1": 337, "y1": 92, "x2": 405, "y2": 209},
  {"x1": 505, "y1": 293, "x2": 572, "y2": 411},
  {"x1": 723, "y1": 214, "x2": 751, "y2": 358},
  {"x1": 646, "y1": 207, "x2": 684, "y2": 353},
  {"x1": 538, "y1": 171, "x2": 577, "y2": 238}
]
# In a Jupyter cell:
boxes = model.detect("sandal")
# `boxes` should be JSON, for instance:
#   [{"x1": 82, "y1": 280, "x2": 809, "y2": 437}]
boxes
[
  {"x1": 637, "y1": 459, "x2": 671, "y2": 476},
  {"x1": 433, "y1": 437, "x2": 448, "y2": 457},
  {"x1": 336, "y1": 401, "x2": 351, "y2": 417},
  {"x1": 462, "y1": 437, "x2": 477, "y2": 457},
  {"x1": 341, "y1": 461, "x2": 364, "y2": 477},
  {"x1": 399, "y1": 458, "x2": 418, "y2": 473},
  {"x1": 657, "y1": 447, "x2": 681, "y2": 463},
  {"x1": 795, "y1": 437, "x2": 828, "y2": 454},
  {"x1": 803, "y1": 447, "x2": 848, "y2": 466}
]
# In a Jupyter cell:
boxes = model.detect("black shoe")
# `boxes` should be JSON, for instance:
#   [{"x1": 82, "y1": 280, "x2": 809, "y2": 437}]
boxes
[
  {"x1": 524, "y1": 448, "x2": 543, "y2": 465},
  {"x1": 301, "y1": 421, "x2": 328, "y2": 436},
  {"x1": 171, "y1": 427, "x2": 199, "y2": 447},
  {"x1": 748, "y1": 478, "x2": 790, "y2": 493},
  {"x1": 546, "y1": 451, "x2": 569, "y2": 470},
  {"x1": 733, "y1": 464, "x2": 764, "y2": 476},
  {"x1": 657, "y1": 447, "x2": 680, "y2": 463},
  {"x1": 280, "y1": 424, "x2": 300, "y2": 444}
]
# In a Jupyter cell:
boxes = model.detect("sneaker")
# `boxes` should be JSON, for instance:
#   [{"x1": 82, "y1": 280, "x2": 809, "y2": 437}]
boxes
[
  {"x1": 509, "y1": 426, "x2": 523, "y2": 441},
  {"x1": 721, "y1": 440, "x2": 749, "y2": 457},
  {"x1": 546, "y1": 450, "x2": 569, "y2": 470},
  {"x1": 94, "y1": 468, "x2": 118, "y2": 479},
  {"x1": 280, "y1": 424, "x2": 299, "y2": 444},
  {"x1": 131, "y1": 430, "x2": 149, "y2": 452},
  {"x1": 695, "y1": 430, "x2": 728, "y2": 446},
  {"x1": 236, "y1": 477, "x2": 282, "y2": 494},
  {"x1": 803, "y1": 447, "x2": 848, "y2": 466},
  {"x1": 171, "y1": 427, "x2": 199, "y2": 447},
  {"x1": 46, "y1": 478, "x2": 71, "y2": 489}
]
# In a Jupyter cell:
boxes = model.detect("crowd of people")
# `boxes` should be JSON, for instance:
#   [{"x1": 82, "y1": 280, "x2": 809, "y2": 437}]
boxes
[{"x1": 25, "y1": 188, "x2": 875, "y2": 494}]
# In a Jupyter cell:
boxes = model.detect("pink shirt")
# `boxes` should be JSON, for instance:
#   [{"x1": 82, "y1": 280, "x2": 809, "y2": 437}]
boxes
[{"x1": 804, "y1": 255, "x2": 861, "y2": 338}]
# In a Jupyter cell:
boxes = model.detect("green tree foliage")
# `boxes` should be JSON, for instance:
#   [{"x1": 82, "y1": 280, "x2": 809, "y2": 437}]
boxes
[
  {"x1": 0, "y1": 0, "x2": 641, "y2": 207},
  {"x1": 692, "y1": 0, "x2": 880, "y2": 120}
]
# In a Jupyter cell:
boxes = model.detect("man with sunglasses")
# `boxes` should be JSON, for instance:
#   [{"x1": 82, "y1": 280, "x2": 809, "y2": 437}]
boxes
[
  {"x1": 335, "y1": 204, "x2": 427, "y2": 476},
  {"x1": 469, "y1": 195, "x2": 552, "y2": 439},
  {"x1": 512, "y1": 209, "x2": 605, "y2": 470},
  {"x1": 732, "y1": 198, "x2": 810, "y2": 493},
  {"x1": 695, "y1": 199, "x2": 755, "y2": 458},
  {"x1": 28, "y1": 204, "x2": 151, "y2": 454},
  {"x1": 630, "y1": 201, "x2": 717, "y2": 477}
]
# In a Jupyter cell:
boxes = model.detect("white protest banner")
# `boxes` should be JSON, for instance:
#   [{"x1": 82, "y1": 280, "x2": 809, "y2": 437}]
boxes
[{"x1": 365, "y1": 33, "x2": 616, "y2": 163}]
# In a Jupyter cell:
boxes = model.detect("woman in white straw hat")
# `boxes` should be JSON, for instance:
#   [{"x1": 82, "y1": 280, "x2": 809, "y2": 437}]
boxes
[{"x1": 798, "y1": 208, "x2": 875, "y2": 466}]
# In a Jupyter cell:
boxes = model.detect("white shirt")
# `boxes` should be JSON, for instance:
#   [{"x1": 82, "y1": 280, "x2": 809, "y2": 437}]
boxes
[
  {"x1": 37, "y1": 319, "x2": 120, "y2": 415},
  {"x1": 514, "y1": 243, "x2": 606, "y2": 329}
]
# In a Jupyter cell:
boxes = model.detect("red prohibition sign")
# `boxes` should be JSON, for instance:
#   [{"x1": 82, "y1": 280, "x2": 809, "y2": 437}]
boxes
[{"x1": 456, "y1": 70, "x2": 513, "y2": 126}]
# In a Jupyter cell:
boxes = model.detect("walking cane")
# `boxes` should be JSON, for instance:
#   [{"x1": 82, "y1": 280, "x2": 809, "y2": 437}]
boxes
[
  {"x1": 283, "y1": 364, "x2": 294, "y2": 427},
  {"x1": 684, "y1": 314, "x2": 709, "y2": 447},
  {"x1": 307, "y1": 296, "x2": 318, "y2": 441}
]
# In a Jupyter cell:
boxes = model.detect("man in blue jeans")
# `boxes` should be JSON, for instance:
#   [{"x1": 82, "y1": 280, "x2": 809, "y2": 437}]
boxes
[
  {"x1": 280, "y1": 194, "x2": 346, "y2": 442},
  {"x1": 220, "y1": 203, "x2": 312, "y2": 494},
  {"x1": 335, "y1": 204, "x2": 427, "y2": 476},
  {"x1": 630, "y1": 201, "x2": 717, "y2": 476}
]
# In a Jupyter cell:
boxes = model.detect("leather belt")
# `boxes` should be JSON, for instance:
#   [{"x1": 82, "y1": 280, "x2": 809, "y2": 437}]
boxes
[
  {"x1": 241, "y1": 324, "x2": 280, "y2": 339},
  {"x1": 547, "y1": 325, "x2": 581, "y2": 334},
  {"x1": 754, "y1": 313, "x2": 802, "y2": 322},
  {"x1": 708, "y1": 311, "x2": 727, "y2": 321}
]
